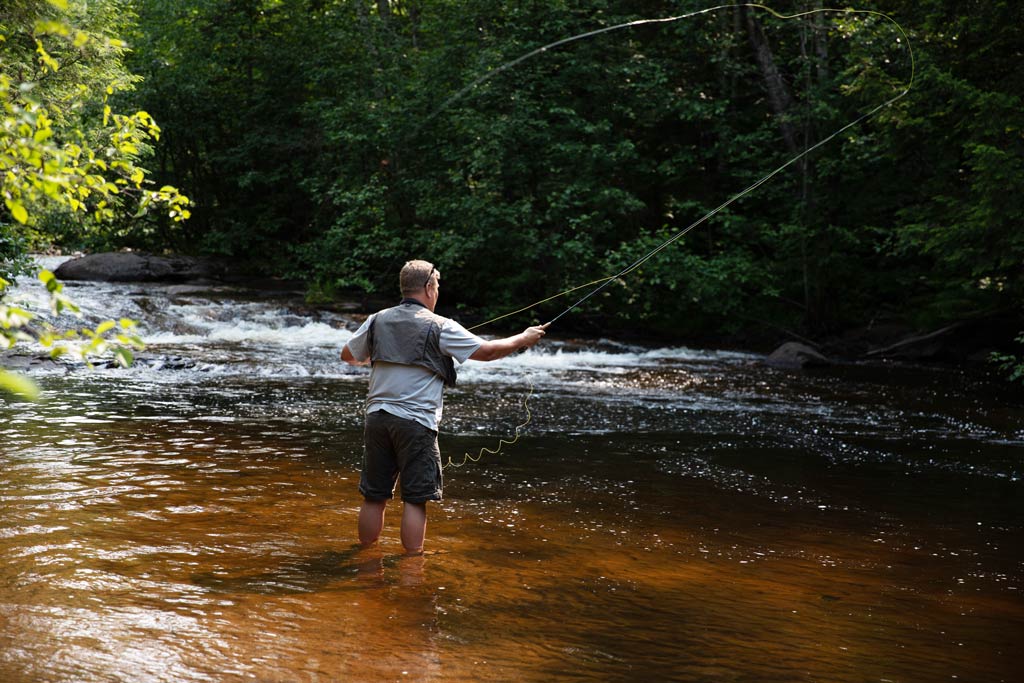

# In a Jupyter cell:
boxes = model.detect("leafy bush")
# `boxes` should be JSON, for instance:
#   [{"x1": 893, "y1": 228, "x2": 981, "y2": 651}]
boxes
[{"x1": 990, "y1": 333, "x2": 1024, "y2": 384}]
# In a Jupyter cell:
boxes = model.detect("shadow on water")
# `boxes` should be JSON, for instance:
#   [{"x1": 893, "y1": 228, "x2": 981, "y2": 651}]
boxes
[{"x1": 188, "y1": 546, "x2": 444, "y2": 595}]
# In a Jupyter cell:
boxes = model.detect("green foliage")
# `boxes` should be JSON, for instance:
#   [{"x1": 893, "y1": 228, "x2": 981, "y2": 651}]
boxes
[
  {"x1": 0, "y1": 228, "x2": 33, "y2": 277},
  {"x1": 1, "y1": 270, "x2": 145, "y2": 399},
  {"x1": 2, "y1": 0, "x2": 177, "y2": 397},
  {"x1": 113, "y1": 0, "x2": 1022, "y2": 346},
  {"x1": 990, "y1": 333, "x2": 1024, "y2": 384},
  {"x1": 1, "y1": 270, "x2": 145, "y2": 361},
  {"x1": 0, "y1": 366, "x2": 41, "y2": 400},
  {"x1": 0, "y1": 0, "x2": 189, "y2": 271}
]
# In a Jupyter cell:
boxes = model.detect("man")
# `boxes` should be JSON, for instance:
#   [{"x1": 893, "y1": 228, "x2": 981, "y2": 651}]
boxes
[{"x1": 341, "y1": 259, "x2": 547, "y2": 554}]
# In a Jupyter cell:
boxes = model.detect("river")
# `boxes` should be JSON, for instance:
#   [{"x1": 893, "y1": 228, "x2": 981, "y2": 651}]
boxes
[{"x1": 1, "y1": 257, "x2": 1022, "y2": 682}]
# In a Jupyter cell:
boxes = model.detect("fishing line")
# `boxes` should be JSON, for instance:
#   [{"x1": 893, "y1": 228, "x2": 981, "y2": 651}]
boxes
[
  {"x1": 439, "y1": 4, "x2": 915, "y2": 469},
  {"x1": 443, "y1": 382, "x2": 534, "y2": 469}
]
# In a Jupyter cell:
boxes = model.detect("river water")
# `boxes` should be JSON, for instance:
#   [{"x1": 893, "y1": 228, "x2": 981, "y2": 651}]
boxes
[{"x1": 1, "y1": 257, "x2": 1022, "y2": 682}]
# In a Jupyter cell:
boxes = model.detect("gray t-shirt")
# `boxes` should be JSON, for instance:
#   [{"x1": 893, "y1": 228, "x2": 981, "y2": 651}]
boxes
[{"x1": 345, "y1": 312, "x2": 483, "y2": 431}]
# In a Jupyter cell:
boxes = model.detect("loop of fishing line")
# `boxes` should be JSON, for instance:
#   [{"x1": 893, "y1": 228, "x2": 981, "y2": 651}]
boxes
[
  {"x1": 442, "y1": 381, "x2": 534, "y2": 469},
  {"x1": 438, "y1": 4, "x2": 915, "y2": 467},
  {"x1": 461, "y1": 5, "x2": 914, "y2": 332}
]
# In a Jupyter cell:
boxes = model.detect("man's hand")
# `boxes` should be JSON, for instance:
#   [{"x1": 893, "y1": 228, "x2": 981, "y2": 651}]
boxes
[
  {"x1": 470, "y1": 323, "x2": 549, "y2": 362},
  {"x1": 518, "y1": 323, "x2": 549, "y2": 350}
]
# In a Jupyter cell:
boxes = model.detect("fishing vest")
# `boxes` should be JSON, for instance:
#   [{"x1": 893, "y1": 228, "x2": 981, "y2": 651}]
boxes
[{"x1": 366, "y1": 300, "x2": 458, "y2": 387}]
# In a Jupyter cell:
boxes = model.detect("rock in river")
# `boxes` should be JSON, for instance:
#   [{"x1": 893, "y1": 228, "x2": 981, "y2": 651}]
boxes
[
  {"x1": 765, "y1": 341, "x2": 831, "y2": 369},
  {"x1": 54, "y1": 252, "x2": 222, "y2": 283}
]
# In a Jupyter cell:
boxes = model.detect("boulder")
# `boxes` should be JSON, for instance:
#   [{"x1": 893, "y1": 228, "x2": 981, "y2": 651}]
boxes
[
  {"x1": 91, "y1": 354, "x2": 197, "y2": 371},
  {"x1": 54, "y1": 252, "x2": 222, "y2": 283},
  {"x1": 0, "y1": 353, "x2": 66, "y2": 372},
  {"x1": 765, "y1": 341, "x2": 831, "y2": 369}
]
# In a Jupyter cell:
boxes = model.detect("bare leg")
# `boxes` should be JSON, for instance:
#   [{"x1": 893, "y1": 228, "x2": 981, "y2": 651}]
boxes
[
  {"x1": 400, "y1": 502, "x2": 427, "y2": 554},
  {"x1": 358, "y1": 499, "x2": 387, "y2": 547}
]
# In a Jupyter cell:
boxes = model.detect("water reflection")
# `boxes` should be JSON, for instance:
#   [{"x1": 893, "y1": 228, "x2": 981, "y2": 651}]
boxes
[{"x1": 1, "y1": 263, "x2": 1023, "y2": 681}]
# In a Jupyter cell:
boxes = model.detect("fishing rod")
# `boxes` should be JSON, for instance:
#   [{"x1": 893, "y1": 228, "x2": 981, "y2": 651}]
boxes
[
  {"x1": 452, "y1": 4, "x2": 914, "y2": 334},
  {"x1": 442, "y1": 5, "x2": 915, "y2": 467}
]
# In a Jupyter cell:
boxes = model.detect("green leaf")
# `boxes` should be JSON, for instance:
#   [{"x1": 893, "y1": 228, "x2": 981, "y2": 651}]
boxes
[
  {"x1": 113, "y1": 347, "x2": 134, "y2": 368},
  {"x1": 0, "y1": 370, "x2": 41, "y2": 401},
  {"x1": 39, "y1": 270, "x2": 60, "y2": 292},
  {"x1": 95, "y1": 320, "x2": 116, "y2": 335},
  {"x1": 115, "y1": 333, "x2": 145, "y2": 349},
  {"x1": 46, "y1": 0, "x2": 68, "y2": 9},
  {"x1": 5, "y1": 199, "x2": 28, "y2": 225}
]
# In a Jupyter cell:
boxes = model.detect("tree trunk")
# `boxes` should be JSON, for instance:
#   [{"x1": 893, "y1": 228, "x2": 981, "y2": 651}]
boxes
[
  {"x1": 813, "y1": 1, "x2": 829, "y2": 83},
  {"x1": 743, "y1": 7, "x2": 831, "y2": 325},
  {"x1": 741, "y1": 6, "x2": 798, "y2": 156},
  {"x1": 400, "y1": 0, "x2": 421, "y2": 48}
]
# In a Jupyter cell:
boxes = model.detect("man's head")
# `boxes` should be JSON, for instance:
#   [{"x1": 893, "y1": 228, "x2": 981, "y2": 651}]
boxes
[{"x1": 400, "y1": 260, "x2": 440, "y2": 309}]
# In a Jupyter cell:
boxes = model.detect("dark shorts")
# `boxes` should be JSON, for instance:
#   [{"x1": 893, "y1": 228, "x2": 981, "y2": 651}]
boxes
[{"x1": 359, "y1": 409, "x2": 443, "y2": 504}]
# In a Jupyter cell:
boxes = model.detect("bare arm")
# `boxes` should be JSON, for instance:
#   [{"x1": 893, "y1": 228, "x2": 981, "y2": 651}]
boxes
[
  {"x1": 469, "y1": 324, "x2": 548, "y2": 362},
  {"x1": 341, "y1": 344, "x2": 370, "y2": 366}
]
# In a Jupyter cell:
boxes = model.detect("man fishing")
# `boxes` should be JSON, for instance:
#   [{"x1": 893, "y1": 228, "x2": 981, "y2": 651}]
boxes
[{"x1": 341, "y1": 259, "x2": 548, "y2": 554}]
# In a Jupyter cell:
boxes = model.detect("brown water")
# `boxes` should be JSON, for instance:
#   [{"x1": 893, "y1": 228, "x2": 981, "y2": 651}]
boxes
[{"x1": 2, "y1": 271, "x2": 1023, "y2": 682}]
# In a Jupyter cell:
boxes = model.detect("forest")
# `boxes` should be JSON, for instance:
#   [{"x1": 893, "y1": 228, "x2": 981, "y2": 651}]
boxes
[{"x1": 2, "y1": 0, "x2": 1022, "y2": 352}]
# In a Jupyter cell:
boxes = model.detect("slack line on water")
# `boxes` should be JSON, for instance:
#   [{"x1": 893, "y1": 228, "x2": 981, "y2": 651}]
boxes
[{"x1": 437, "y1": 4, "x2": 915, "y2": 469}]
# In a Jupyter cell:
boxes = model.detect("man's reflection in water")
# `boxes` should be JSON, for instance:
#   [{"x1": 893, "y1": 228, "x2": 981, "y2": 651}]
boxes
[
  {"x1": 350, "y1": 546, "x2": 428, "y2": 586},
  {"x1": 348, "y1": 548, "x2": 441, "y2": 681}
]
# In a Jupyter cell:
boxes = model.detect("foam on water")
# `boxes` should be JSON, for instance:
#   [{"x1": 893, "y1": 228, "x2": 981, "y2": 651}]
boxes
[
  {"x1": 7, "y1": 255, "x2": 1023, "y2": 464},
  {"x1": 146, "y1": 318, "x2": 353, "y2": 348},
  {"x1": 458, "y1": 345, "x2": 756, "y2": 375},
  {"x1": 10, "y1": 256, "x2": 756, "y2": 385}
]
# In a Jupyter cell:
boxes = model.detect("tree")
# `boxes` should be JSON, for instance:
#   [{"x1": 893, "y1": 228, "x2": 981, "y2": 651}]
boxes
[
  {"x1": 1, "y1": 0, "x2": 186, "y2": 397},
  {"x1": 119, "y1": 1, "x2": 1023, "y2": 345},
  {"x1": 1, "y1": 0, "x2": 189, "y2": 273}
]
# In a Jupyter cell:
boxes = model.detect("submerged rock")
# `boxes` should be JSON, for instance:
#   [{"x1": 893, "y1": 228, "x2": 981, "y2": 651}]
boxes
[
  {"x1": 54, "y1": 252, "x2": 222, "y2": 283},
  {"x1": 91, "y1": 354, "x2": 198, "y2": 371},
  {"x1": 0, "y1": 353, "x2": 67, "y2": 373},
  {"x1": 765, "y1": 341, "x2": 831, "y2": 369}
]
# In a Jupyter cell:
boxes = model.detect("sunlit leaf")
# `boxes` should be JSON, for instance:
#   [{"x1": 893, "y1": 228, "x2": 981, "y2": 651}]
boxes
[
  {"x1": 39, "y1": 270, "x2": 61, "y2": 293},
  {"x1": 33, "y1": 20, "x2": 70, "y2": 36},
  {"x1": 6, "y1": 199, "x2": 28, "y2": 224},
  {"x1": 0, "y1": 370, "x2": 41, "y2": 401},
  {"x1": 113, "y1": 348, "x2": 134, "y2": 368}
]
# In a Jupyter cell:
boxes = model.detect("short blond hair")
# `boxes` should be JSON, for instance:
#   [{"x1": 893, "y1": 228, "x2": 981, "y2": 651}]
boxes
[{"x1": 399, "y1": 259, "x2": 439, "y2": 295}]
